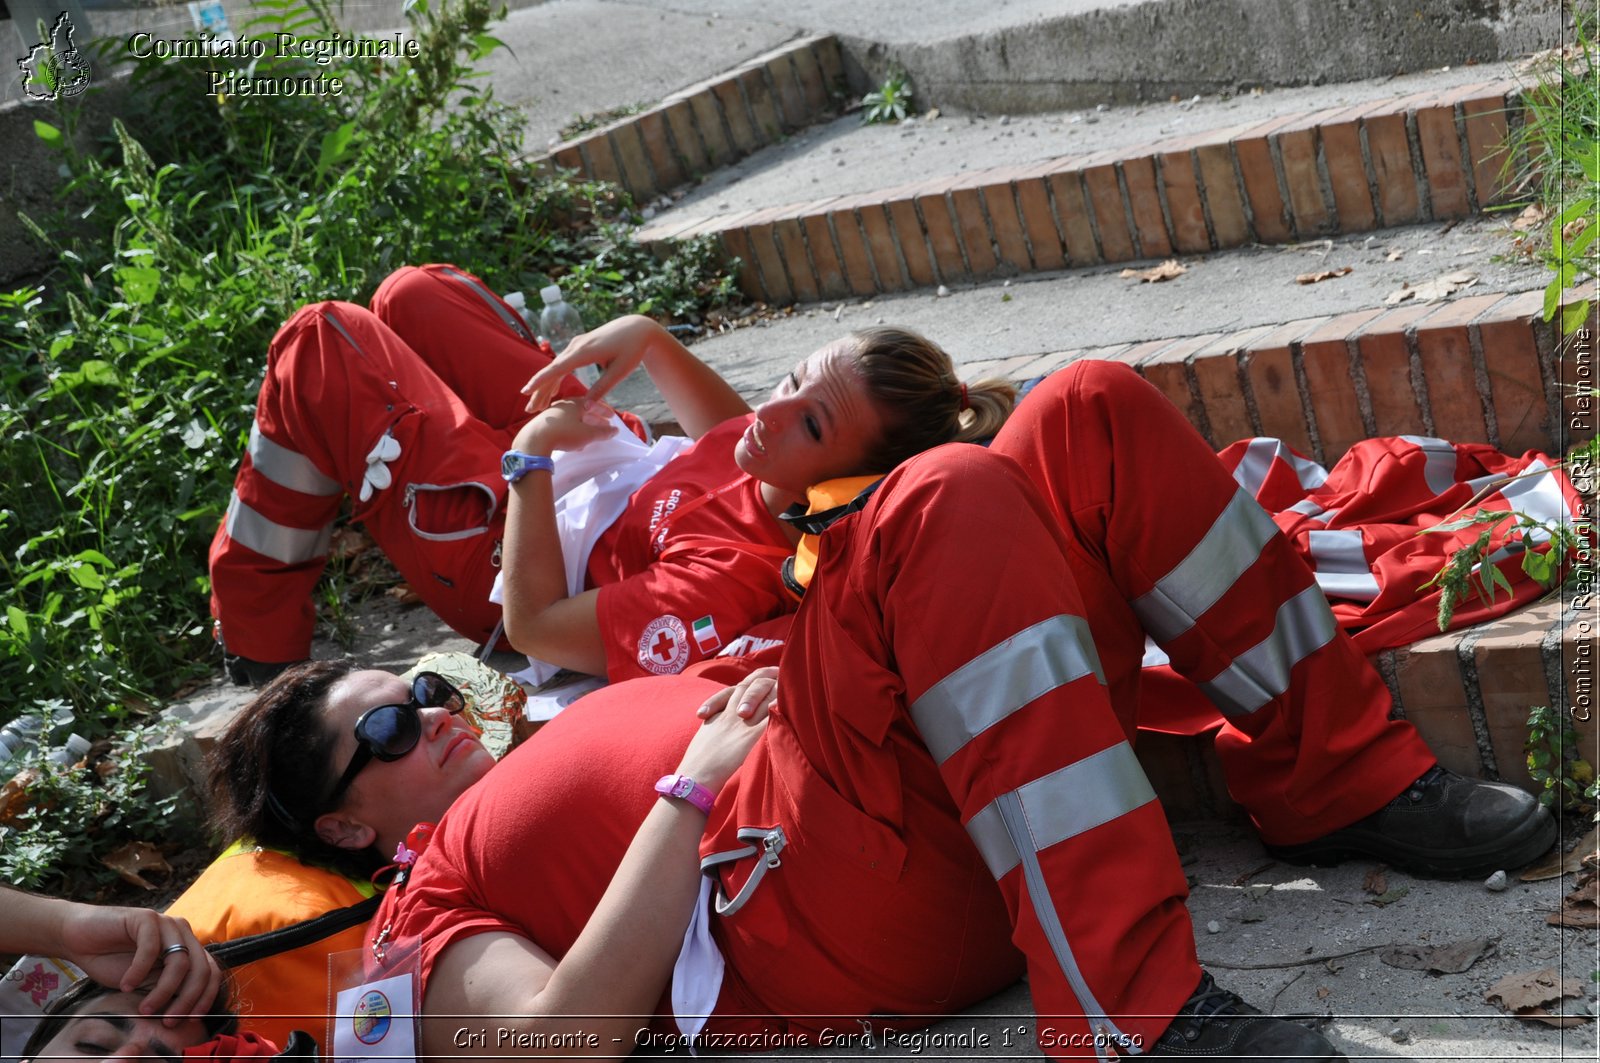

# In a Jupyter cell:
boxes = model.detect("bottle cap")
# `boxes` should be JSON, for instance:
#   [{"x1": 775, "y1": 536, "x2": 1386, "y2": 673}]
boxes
[{"x1": 540, "y1": 284, "x2": 563, "y2": 306}]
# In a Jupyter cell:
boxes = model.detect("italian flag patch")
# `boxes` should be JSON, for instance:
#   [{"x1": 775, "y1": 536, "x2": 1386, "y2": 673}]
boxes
[{"x1": 691, "y1": 615, "x2": 721, "y2": 653}]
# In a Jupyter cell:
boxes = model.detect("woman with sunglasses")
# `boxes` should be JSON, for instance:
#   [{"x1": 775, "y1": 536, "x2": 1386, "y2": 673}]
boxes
[{"x1": 165, "y1": 663, "x2": 494, "y2": 1048}]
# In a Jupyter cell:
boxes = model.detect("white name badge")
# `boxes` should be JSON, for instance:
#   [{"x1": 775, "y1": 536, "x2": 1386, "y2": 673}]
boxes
[{"x1": 332, "y1": 972, "x2": 418, "y2": 1063}]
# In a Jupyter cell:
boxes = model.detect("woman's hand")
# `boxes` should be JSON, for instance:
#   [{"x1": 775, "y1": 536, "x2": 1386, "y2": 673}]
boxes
[
  {"x1": 696, "y1": 666, "x2": 779, "y2": 722},
  {"x1": 511, "y1": 398, "x2": 618, "y2": 456},
  {"x1": 676, "y1": 693, "x2": 770, "y2": 793},
  {"x1": 56, "y1": 905, "x2": 222, "y2": 1023},
  {"x1": 522, "y1": 316, "x2": 656, "y2": 413}
]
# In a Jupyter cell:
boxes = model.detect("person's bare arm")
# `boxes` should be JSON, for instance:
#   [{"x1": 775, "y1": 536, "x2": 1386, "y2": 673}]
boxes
[
  {"x1": 419, "y1": 694, "x2": 769, "y2": 1060},
  {"x1": 2, "y1": 889, "x2": 222, "y2": 1023},
  {"x1": 523, "y1": 316, "x2": 750, "y2": 440}
]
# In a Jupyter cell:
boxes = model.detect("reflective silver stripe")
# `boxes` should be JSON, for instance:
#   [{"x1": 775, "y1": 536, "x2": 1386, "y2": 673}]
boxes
[
  {"x1": 1198, "y1": 584, "x2": 1338, "y2": 716},
  {"x1": 911, "y1": 615, "x2": 1104, "y2": 765},
  {"x1": 1399, "y1": 435, "x2": 1459, "y2": 496},
  {"x1": 998, "y1": 784, "x2": 1141, "y2": 1056},
  {"x1": 1231, "y1": 438, "x2": 1329, "y2": 497},
  {"x1": 247, "y1": 424, "x2": 340, "y2": 496},
  {"x1": 319, "y1": 306, "x2": 364, "y2": 354},
  {"x1": 1307, "y1": 529, "x2": 1381, "y2": 603},
  {"x1": 440, "y1": 266, "x2": 536, "y2": 342},
  {"x1": 1132, "y1": 490, "x2": 1281, "y2": 643},
  {"x1": 964, "y1": 742, "x2": 1156, "y2": 880},
  {"x1": 964, "y1": 802, "x2": 1020, "y2": 879},
  {"x1": 224, "y1": 491, "x2": 332, "y2": 565},
  {"x1": 1500, "y1": 459, "x2": 1572, "y2": 537}
]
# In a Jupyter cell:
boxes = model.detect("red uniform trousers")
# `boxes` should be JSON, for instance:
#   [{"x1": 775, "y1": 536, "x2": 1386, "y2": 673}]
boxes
[
  {"x1": 989, "y1": 361, "x2": 1437, "y2": 844},
  {"x1": 208, "y1": 265, "x2": 598, "y2": 663},
  {"x1": 707, "y1": 445, "x2": 1199, "y2": 1058}
]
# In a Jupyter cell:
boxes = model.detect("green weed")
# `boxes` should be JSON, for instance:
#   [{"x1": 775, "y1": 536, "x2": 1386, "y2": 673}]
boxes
[
  {"x1": 1524, "y1": 704, "x2": 1597, "y2": 814},
  {"x1": 861, "y1": 70, "x2": 914, "y2": 124},
  {"x1": 1, "y1": 0, "x2": 736, "y2": 890}
]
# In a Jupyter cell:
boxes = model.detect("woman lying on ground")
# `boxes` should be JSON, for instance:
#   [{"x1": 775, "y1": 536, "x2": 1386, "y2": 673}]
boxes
[
  {"x1": 164, "y1": 664, "x2": 496, "y2": 1047},
  {"x1": 348, "y1": 361, "x2": 1546, "y2": 1063},
  {"x1": 207, "y1": 264, "x2": 1011, "y2": 687}
]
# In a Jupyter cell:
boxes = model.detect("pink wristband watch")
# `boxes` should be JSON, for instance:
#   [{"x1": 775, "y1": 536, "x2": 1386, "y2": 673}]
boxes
[{"x1": 655, "y1": 773, "x2": 716, "y2": 814}]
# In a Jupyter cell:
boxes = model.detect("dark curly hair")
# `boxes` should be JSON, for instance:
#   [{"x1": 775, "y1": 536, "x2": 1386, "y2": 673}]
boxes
[
  {"x1": 204, "y1": 659, "x2": 384, "y2": 879},
  {"x1": 20, "y1": 975, "x2": 237, "y2": 1061}
]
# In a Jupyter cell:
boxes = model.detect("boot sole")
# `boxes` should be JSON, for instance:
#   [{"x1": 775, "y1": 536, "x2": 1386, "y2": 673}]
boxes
[{"x1": 1265, "y1": 808, "x2": 1557, "y2": 879}]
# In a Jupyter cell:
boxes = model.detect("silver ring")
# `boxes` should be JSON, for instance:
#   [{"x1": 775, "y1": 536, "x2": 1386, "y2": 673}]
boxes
[{"x1": 160, "y1": 943, "x2": 189, "y2": 958}]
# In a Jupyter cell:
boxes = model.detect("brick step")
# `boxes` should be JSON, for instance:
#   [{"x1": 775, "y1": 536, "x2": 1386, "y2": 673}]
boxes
[
  {"x1": 533, "y1": 35, "x2": 849, "y2": 205},
  {"x1": 1143, "y1": 596, "x2": 1598, "y2": 823},
  {"x1": 957, "y1": 288, "x2": 1598, "y2": 465},
  {"x1": 636, "y1": 78, "x2": 1524, "y2": 304}
]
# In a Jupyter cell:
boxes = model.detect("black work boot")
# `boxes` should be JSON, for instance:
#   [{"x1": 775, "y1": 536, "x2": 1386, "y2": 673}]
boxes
[
  {"x1": 1264, "y1": 765, "x2": 1556, "y2": 878},
  {"x1": 1149, "y1": 972, "x2": 1344, "y2": 1060},
  {"x1": 223, "y1": 653, "x2": 303, "y2": 687}
]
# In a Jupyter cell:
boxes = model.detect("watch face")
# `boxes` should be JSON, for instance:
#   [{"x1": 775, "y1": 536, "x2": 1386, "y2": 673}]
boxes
[
  {"x1": 671, "y1": 777, "x2": 693, "y2": 798},
  {"x1": 501, "y1": 452, "x2": 522, "y2": 480}
]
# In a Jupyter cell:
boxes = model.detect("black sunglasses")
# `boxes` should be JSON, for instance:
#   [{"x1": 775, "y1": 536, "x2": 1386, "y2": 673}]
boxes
[{"x1": 322, "y1": 671, "x2": 466, "y2": 809}]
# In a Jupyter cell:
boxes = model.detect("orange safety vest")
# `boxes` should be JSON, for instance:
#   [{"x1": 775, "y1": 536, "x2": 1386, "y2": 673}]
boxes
[{"x1": 166, "y1": 840, "x2": 377, "y2": 1048}]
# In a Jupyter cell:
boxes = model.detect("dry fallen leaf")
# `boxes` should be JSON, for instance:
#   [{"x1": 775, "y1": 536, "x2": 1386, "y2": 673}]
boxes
[
  {"x1": 330, "y1": 527, "x2": 375, "y2": 562},
  {"x1": 386, "y1": 584, "x2": 424, "y2": 606},
  {"x1": 1120, "y1": 260, "x2": 1187, "y2": 283},
  {"x1": 1563, "y1": 216, "x2": 1589, "y2": 243},
  {"x1": 1485, "y1": 968, "x2": 1591, "y2": 1028},
  {"x1": 101, "y1": 841, "x2": 172, "y2": 890},
  {"x1": 1315, "y1": 986, "x2": 1331, "y2": 1000},
  {"x1": 1362, "y1": 868, "x2": 1388, "y2": 895},
  {"x1": 1511, "y1": 203, "x2": 1549, "y2": 231},
  {"x1": 1296, "y1": 266, "x2": 1353, "y2": 285},
  {"x1": 1380, "y1": 937, "x2": 1497, "y2": 974},
  {"x1": 0, "y1": 768, "x2": 39, "y2": 826},
  {"x1": 1547, "y1": 870, "x2": 1600, "y2": 929},
  {"x1": 1521, "y1": 825, "x2": 1599, "y2": 881},
  {"x1": 1384, "y1": 270, "x2": 1478, "y2": 306},
  {"x1": 1368, "y1": 885, "x2": 1410, "y2": 907}
]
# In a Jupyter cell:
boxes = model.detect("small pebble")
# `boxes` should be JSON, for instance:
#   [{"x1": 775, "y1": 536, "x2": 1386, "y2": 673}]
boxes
[
  {"x1": 1205, "y1": 920, "x2": 1221, "y2": 934},
  {"x1": 935, "y1": 285, "x2": 951, "y2": 297},
  {"x1": 1484, "y1": 869, "x2": 1509, "y2": 892},
  {"x1": 999, "y1": 114, "x2": 1011, "y2": 125},
  {"x1": 1388, "y1": 1028, "x2": 1409, "y2": 1044}
]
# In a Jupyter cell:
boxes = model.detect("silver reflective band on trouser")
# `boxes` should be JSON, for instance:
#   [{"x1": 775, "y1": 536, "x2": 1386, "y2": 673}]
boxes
[
  {"x1": 962, "y1": 742, "x2": 1156, "y2": 880},
  {"x1": 224, "y1": 491, "x2": 332, "y2": 565},
  {"x1": 1230, "y1": 437, "x2": 1328, "y2": 498},
  {"x1": 1306, "y1": 529, "x2": 1380, "y2": 603},
  {"x1": 700, "y1": 825, "x2": 787, "y2": 916},
  {"x1": 1132, "y1": 489, "x2": 1280, "y2": 644},
  {"x1": 911, "y1": 614, "x2": 1105, "y2": 765},
  {"x1": 439, "y1": 266, "x2": 536, "y2": 343},
  {"x1": 967, "y1": 749, "x2": 1153, "y2": 1060},
  {"x1": 1198, "y1": 584, "x2": 1338, "y2": 717},
  {"x1": 248, "y1": 424, "x2": 340, "y2": 496},
  {"x1": 1398, "y1": 435, "x2": 1459, "y2": 497}
]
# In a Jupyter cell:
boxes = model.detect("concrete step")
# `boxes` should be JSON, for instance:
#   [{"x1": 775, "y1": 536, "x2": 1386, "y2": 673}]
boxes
[
  {"x1": 636, "y1": 68, "x2": 1532, "y2": 302},
  {"x1": 534, "y1": 34, "x2": 850, "y2": 204}
]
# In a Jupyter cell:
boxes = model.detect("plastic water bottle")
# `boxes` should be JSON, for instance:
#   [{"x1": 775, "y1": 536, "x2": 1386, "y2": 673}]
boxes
[
  {"x1": 0, "y1": 716, "x2": 45, "y2": 765},
  {"x1": 48, "y1": 733, "x2": 91, "y2": 768},
  {"x1": 539, "y1": 285, "x2": 598, "y2": 387}
]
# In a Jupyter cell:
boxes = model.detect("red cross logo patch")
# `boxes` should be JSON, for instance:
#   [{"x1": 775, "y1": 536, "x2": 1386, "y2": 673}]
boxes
[{"x1": 637, "y1": 614, "x2": 690, "y2": 675}]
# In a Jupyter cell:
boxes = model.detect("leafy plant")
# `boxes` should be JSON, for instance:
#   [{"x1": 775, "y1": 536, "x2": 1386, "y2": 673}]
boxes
[
  {"x1": 557, "y1": 103, "x2": 647, "y2": 142},
  {"x1": 0, "y1": 718, "x2": 198, "y2": 895},
  {"x1": 2, "y1": 0, "x2": 737, "y2": 887},
  {"x1": 1420, "y1": 502, "x2": 1583, "y2": 630},
  {"x1": 1524, "y1": 704, "x2": 1597, "y2": 814},
  {"x1": 1502, "y1": 11, "x2": 1599, "y2": 335},
  {"x1": 861, "y1": 70, "x2": 914, "y2": 124}
]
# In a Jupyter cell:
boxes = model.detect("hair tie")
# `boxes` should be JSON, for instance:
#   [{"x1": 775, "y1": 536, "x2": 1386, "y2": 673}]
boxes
[{"x1": 958, "y1": 382, "x2": 970, "y2": 412}]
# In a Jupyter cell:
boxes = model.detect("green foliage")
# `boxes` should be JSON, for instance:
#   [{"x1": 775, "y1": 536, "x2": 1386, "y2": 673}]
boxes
[
  {"x1": 0, "y1": 717, "x2": 198, "y2": 893},
  {"x1": 1505, "y1": 12, "x2": 1599, "y2": 334},
  {"x1": 861, "y1": 70, "x2": 913, "y2": 124},
  {"x1": 1, "y1": 0, "x2": 737, "y2": 885},
  {"x1": 1419, "y1": 503, "x2": 1582, "y2": 630},
  {"x1": 557, "y1": 103, "x2": 647, "y2": 142},
  {"x1": 1524, "y1": 704, "x2": 1596, "y2": 814}
]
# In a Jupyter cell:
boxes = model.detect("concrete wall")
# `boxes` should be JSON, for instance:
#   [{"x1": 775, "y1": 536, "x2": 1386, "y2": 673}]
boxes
[{"x1": 850, "y1": 0, "x2": 1566, "y2": 114}]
